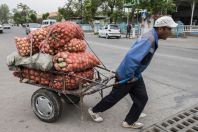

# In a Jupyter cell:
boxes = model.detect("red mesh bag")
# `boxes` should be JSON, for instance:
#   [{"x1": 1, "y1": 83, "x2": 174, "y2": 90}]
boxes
[
  {"x1": 53, "y1": 51, "x2": 100, "y2": 72},
  {"x1": 47, "y1": 21, "x2": 84, "y2": 49},
  {"x1": 15, "y1": 37, "x2": 38, "y2": 56},
  {"x1": 50, "y1": 69, "x2": 94, "y2": 90},
  {"x1": 64, "y1": 38, "x2": 86, "y2": 52},
  {"x1": 28, "y1": 27, "x2": 49, "y2": 49}
]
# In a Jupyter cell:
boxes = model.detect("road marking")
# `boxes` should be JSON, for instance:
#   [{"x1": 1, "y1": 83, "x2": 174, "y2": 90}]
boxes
[{"x1": 88, "y1": 41, "x2": 198, "y2": 63}]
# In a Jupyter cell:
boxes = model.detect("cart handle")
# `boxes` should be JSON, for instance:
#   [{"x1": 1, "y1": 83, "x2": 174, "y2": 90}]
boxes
[
  {"x1": 84, "y1": 77, "x2": 138, "y2": 96},
  {"x1": 96, "y1": 66, "x2": 116, "y2": 74}
]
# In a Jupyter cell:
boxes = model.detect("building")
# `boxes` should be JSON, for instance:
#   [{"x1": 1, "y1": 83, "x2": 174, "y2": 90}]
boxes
[{"x1": 37, "y1": 12, "x2": 58, "y2": 20}]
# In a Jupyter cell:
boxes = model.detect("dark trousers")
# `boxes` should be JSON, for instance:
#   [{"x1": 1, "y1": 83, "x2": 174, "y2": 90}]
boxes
[
  {"x1": 92, "y1": 77, "x2": 148, "y2": 125},
  {"x1": 126, "y1": 30, "x2": 131, "y2": 38}
]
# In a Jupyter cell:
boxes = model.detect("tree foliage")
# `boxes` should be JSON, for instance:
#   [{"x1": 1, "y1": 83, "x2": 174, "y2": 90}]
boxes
[
  {"x1": 10, "y1": 0, "x2": 176, "y2": 26},
  {"x1": 101, "y1": 0, "x2": 125, "y2": 23},
  {"x1": 57, "y1": 0, "x2": 175, "y2": 25},
  {"x1": 138, "y1": 0, "x2": 176, "y2": 15},
  {"x1": 83, "y1": 0, "x2": 105, "y2": 24},
  {"x1": 58, "y1": 0, "x2": 81, "y2": 20},
  {"x1": 0, "y1": 4, "x2": 10, "y2": 24},
  {"x1": 29, "y1": 13, "x2": 37, "y2": 23},
  {"x1": 13, "y1": 3, "x2": 37, "y2": 24},
  {"x1": 42, "y1": 12, "x2": 49, "y2": 20},
  {"x1": 124, "y1": 0, "x2": 175, "y2": 25}
]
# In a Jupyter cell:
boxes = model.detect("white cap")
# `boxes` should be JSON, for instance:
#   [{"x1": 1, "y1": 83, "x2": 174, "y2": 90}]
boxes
[{"x1": 154, "y1": 16, "x2": 178, "y2": 28}]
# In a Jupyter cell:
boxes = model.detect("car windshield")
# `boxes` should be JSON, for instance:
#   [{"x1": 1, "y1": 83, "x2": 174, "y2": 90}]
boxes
[
  {"x1": 110, "y1": 25, "x2": 119, "y2": 29},
  {"x1": 29, "y1": 23, "x2": 40, "y2": 28}
]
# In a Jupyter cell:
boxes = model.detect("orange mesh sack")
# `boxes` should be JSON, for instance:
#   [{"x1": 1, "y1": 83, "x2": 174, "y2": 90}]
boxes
[
  {"x1": 15, "y1": 68, "x2": 51, "y2": 86},
  {"x1": 50, "y1": 69, "x2": 94, "y2": 90},
  {"x1": 39, "y1": 40, "x2": 56, "y2": 55},
  {"x1": 28, "y1": 27, "x2": 49, "y2": 49},
  {"x1": 63, "y1": 38, "x2": 86, "y2": 52},
  {"x1": 15, "y1": 37, "x2": 38, "y2": 57},
  {"x1": 53, "y1": 51, "x2": 100, "y2": 72},
  {"x1": 47, "y1": 21, "x2": 84, "y2": 49}
]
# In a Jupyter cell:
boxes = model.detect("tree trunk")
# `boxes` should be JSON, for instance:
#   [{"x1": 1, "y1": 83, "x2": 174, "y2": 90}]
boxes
[
  {"x1": 89, "y1": 19, "x2": 94, "y2": 30},
  {"x1": 110, "y1": 7, "x2": 114, "y2": 23},
  {"x1": 130, "y1": 7, "x2": 136, "y2": 27}
]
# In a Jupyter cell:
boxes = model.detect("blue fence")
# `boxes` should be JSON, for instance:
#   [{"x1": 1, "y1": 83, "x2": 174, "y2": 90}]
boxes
[
  {"x1": 79, "y1": 24, "x2": 93, "y2": 32},
  {"x1": 80, "y1": 22, "x2": 197, "y2": 37},
  {"x1": 80, "y1": 23, "x2": 141, "y2": 34}
]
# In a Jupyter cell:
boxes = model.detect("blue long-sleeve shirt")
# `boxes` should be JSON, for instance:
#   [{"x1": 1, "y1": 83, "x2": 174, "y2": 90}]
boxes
[{"x1": 116, "y1": 28, "x2": 158, "y2": 82}]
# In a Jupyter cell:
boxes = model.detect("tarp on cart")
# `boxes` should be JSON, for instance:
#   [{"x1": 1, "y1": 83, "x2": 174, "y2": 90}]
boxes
[{"x1": 7, "y1": 52, "x2": 53, "y2": 71}]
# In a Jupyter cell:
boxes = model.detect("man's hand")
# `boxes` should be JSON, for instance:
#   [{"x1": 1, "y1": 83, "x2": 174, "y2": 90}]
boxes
[{"x1": 127, "y1": 77, "x2": 138, "y2": 83}]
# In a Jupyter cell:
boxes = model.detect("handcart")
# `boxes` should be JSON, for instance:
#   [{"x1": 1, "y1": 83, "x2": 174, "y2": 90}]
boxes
[
  {"x1": 8, "y1": 30, "x2": 133, "y2": 123},
  {"x1": 10, "y1": 65, "x2": 117, "y2": 123}
]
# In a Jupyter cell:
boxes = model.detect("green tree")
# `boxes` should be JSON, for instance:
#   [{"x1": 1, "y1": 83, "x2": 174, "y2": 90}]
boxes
[
  {"x1": 58, "y1": 0, "x2": 82, "y2": 20},
  {"x1": 0, "y1": 4, "x2": 10, "y2": 24},
  {"x1": 13, "y1": 11, "x2": 22, "y2": 25},
  {"x1": 124, "y1": 0, "x2": 141, "y2": 25},
  {"x1": 83, "y1": 0, "x2": 104, "y2": 26},
  {"x1": 58, "y1": 8, "x2": 66, "y2": 19},
  {"x1": 101, "y1": 0, "x2": 124, "y2": 23},
  {"x1": 56, "y1": 14, "x2": 63, "y2": 22},
  {"x1": 17, "y1": 3, "x2": 30, "y2": 22},
  {"x1": 138, "y1": 0, "x2": 175, "y2": 15},
  {"x1": 13, "y1": 3, "x2": 37, "y2": 24},
  {"x1": 58, "y1": 0, "x2": 74, "y2": 20},
  {"x1": 42, "y1": 12, "x2": 49, "y2": 20},
  {"x1": 29, "y1": 13, "x2": 37, "y2": 22},
  {"x1": 124, "y1": 0, "x2": 175, "y2": 25}
]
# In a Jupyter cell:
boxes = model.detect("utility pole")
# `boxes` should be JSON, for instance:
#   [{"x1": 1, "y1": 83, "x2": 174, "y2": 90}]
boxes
[
  {"x1": 190, "y1": 0, "x2": 195, "y2": 26},
  {"x1": 79, "y1": 0, "x2": 83, "y2": 24}
]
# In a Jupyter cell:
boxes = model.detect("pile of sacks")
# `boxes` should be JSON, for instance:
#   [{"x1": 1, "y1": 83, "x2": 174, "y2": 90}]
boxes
[{"x1": 8, "y1": 21, "x2": 100, "y2": 90}]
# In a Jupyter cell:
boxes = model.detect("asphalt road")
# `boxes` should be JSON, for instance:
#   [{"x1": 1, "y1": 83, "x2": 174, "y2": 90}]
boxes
[{"x1": 0, "y1": 27, "x2": 198, "y2": 132}]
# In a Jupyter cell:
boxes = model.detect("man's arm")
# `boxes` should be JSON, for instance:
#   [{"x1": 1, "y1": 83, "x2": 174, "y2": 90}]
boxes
[{"x1": 123, "y1": 39, "x2": 152, "y2": 81}]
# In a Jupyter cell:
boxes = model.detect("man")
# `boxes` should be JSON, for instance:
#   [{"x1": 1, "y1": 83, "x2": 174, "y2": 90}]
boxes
[
  {"x1": 126, "y1": 23, "x2": 132, "y2": 38},
  {"x1": 88, "y1": 16, "x2": 178, "y2": 129}
]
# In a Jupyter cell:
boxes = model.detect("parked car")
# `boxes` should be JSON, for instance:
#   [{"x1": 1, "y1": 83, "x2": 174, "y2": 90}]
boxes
[
  {"x1": 25, "y1": 23, "x2": 41, "y2": 34},
  {"x1": 41, "y1": 19, "x2": 56, "y2": 27},
  {"x1": 0, "y1": 24, "x2": 3, "y2": 33},
  {"x1": 98, "y1": 24, "x2": 121, "y2": 39},
  {"x1": 3, "y1": 23, "x2": 11, "y2": 29}
]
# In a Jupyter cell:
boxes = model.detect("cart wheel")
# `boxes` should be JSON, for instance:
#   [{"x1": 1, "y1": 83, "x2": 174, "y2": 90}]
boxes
[
  {"x1": 63, "y1": 94, "x2": 80, "y2": 104},
  {"x1": 31, "y1": 88, "x2": 63, "y2": 123}
]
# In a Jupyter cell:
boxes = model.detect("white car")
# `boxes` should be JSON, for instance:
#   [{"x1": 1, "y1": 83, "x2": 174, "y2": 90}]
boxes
[
  {"x1": 3, "y1": 23, "x2": 11, "y2": 29},
  {"x1": 41, "y1": 19, "x2": 56, "y2": 28},
  {"x1": 25, "y1": 23, "x2": 41, "y2": 34},
  {"x1": 98, "y1": 24, "x2": 121, "y2": 39},
  {"x1": 0, "y1": 24, "x2": 3, "y2": 33}
]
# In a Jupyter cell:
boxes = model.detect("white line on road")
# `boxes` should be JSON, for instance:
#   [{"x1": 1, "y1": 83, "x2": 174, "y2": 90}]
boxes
[{"x1": 88, "y1": 41, "x2": 198, "y2": 63}]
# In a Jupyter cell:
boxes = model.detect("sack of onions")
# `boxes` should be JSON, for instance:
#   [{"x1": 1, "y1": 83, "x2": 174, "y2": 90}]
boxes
[
  {"x1": 39, "y1": 40, "x2": 56, "y2": 55},
  {"x1": 15, "y1": 37, "x2": 38, "y2": 57},
  {"x1": 40, "y1": 72, "x2": 50, "y2": 85},
  {"x1": 50, "y1": 68, "x2": 94, "y2": 90},
  {"x1": 53, "y1": 51, "x2": 100, "y2": 72},
  {"x1": 47, "y1": 21, "x2": 84, "y2": 49},
  {"x1": 16, "y1": 68, "x2": 51, "y2": 86},
  {"x1": 28, "y1": 28, "x2": 49, "y2": 49},
  {"x1": 64, "y1": 38, "x2": 86, "y2": 52}
]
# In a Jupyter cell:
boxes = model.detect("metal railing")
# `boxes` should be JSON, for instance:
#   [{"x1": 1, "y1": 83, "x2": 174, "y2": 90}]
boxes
[
  {"x1": 183, "y1": 25, "x2": 198, "y2": 32},
  {"x1": 173, "y1": 25, "x2": 198, "y2": 38}
]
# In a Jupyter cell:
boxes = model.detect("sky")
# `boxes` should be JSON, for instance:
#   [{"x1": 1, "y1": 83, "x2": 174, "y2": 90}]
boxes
[{"x1": 0, "y1": 0, "x2": 66, "y2": 14}]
